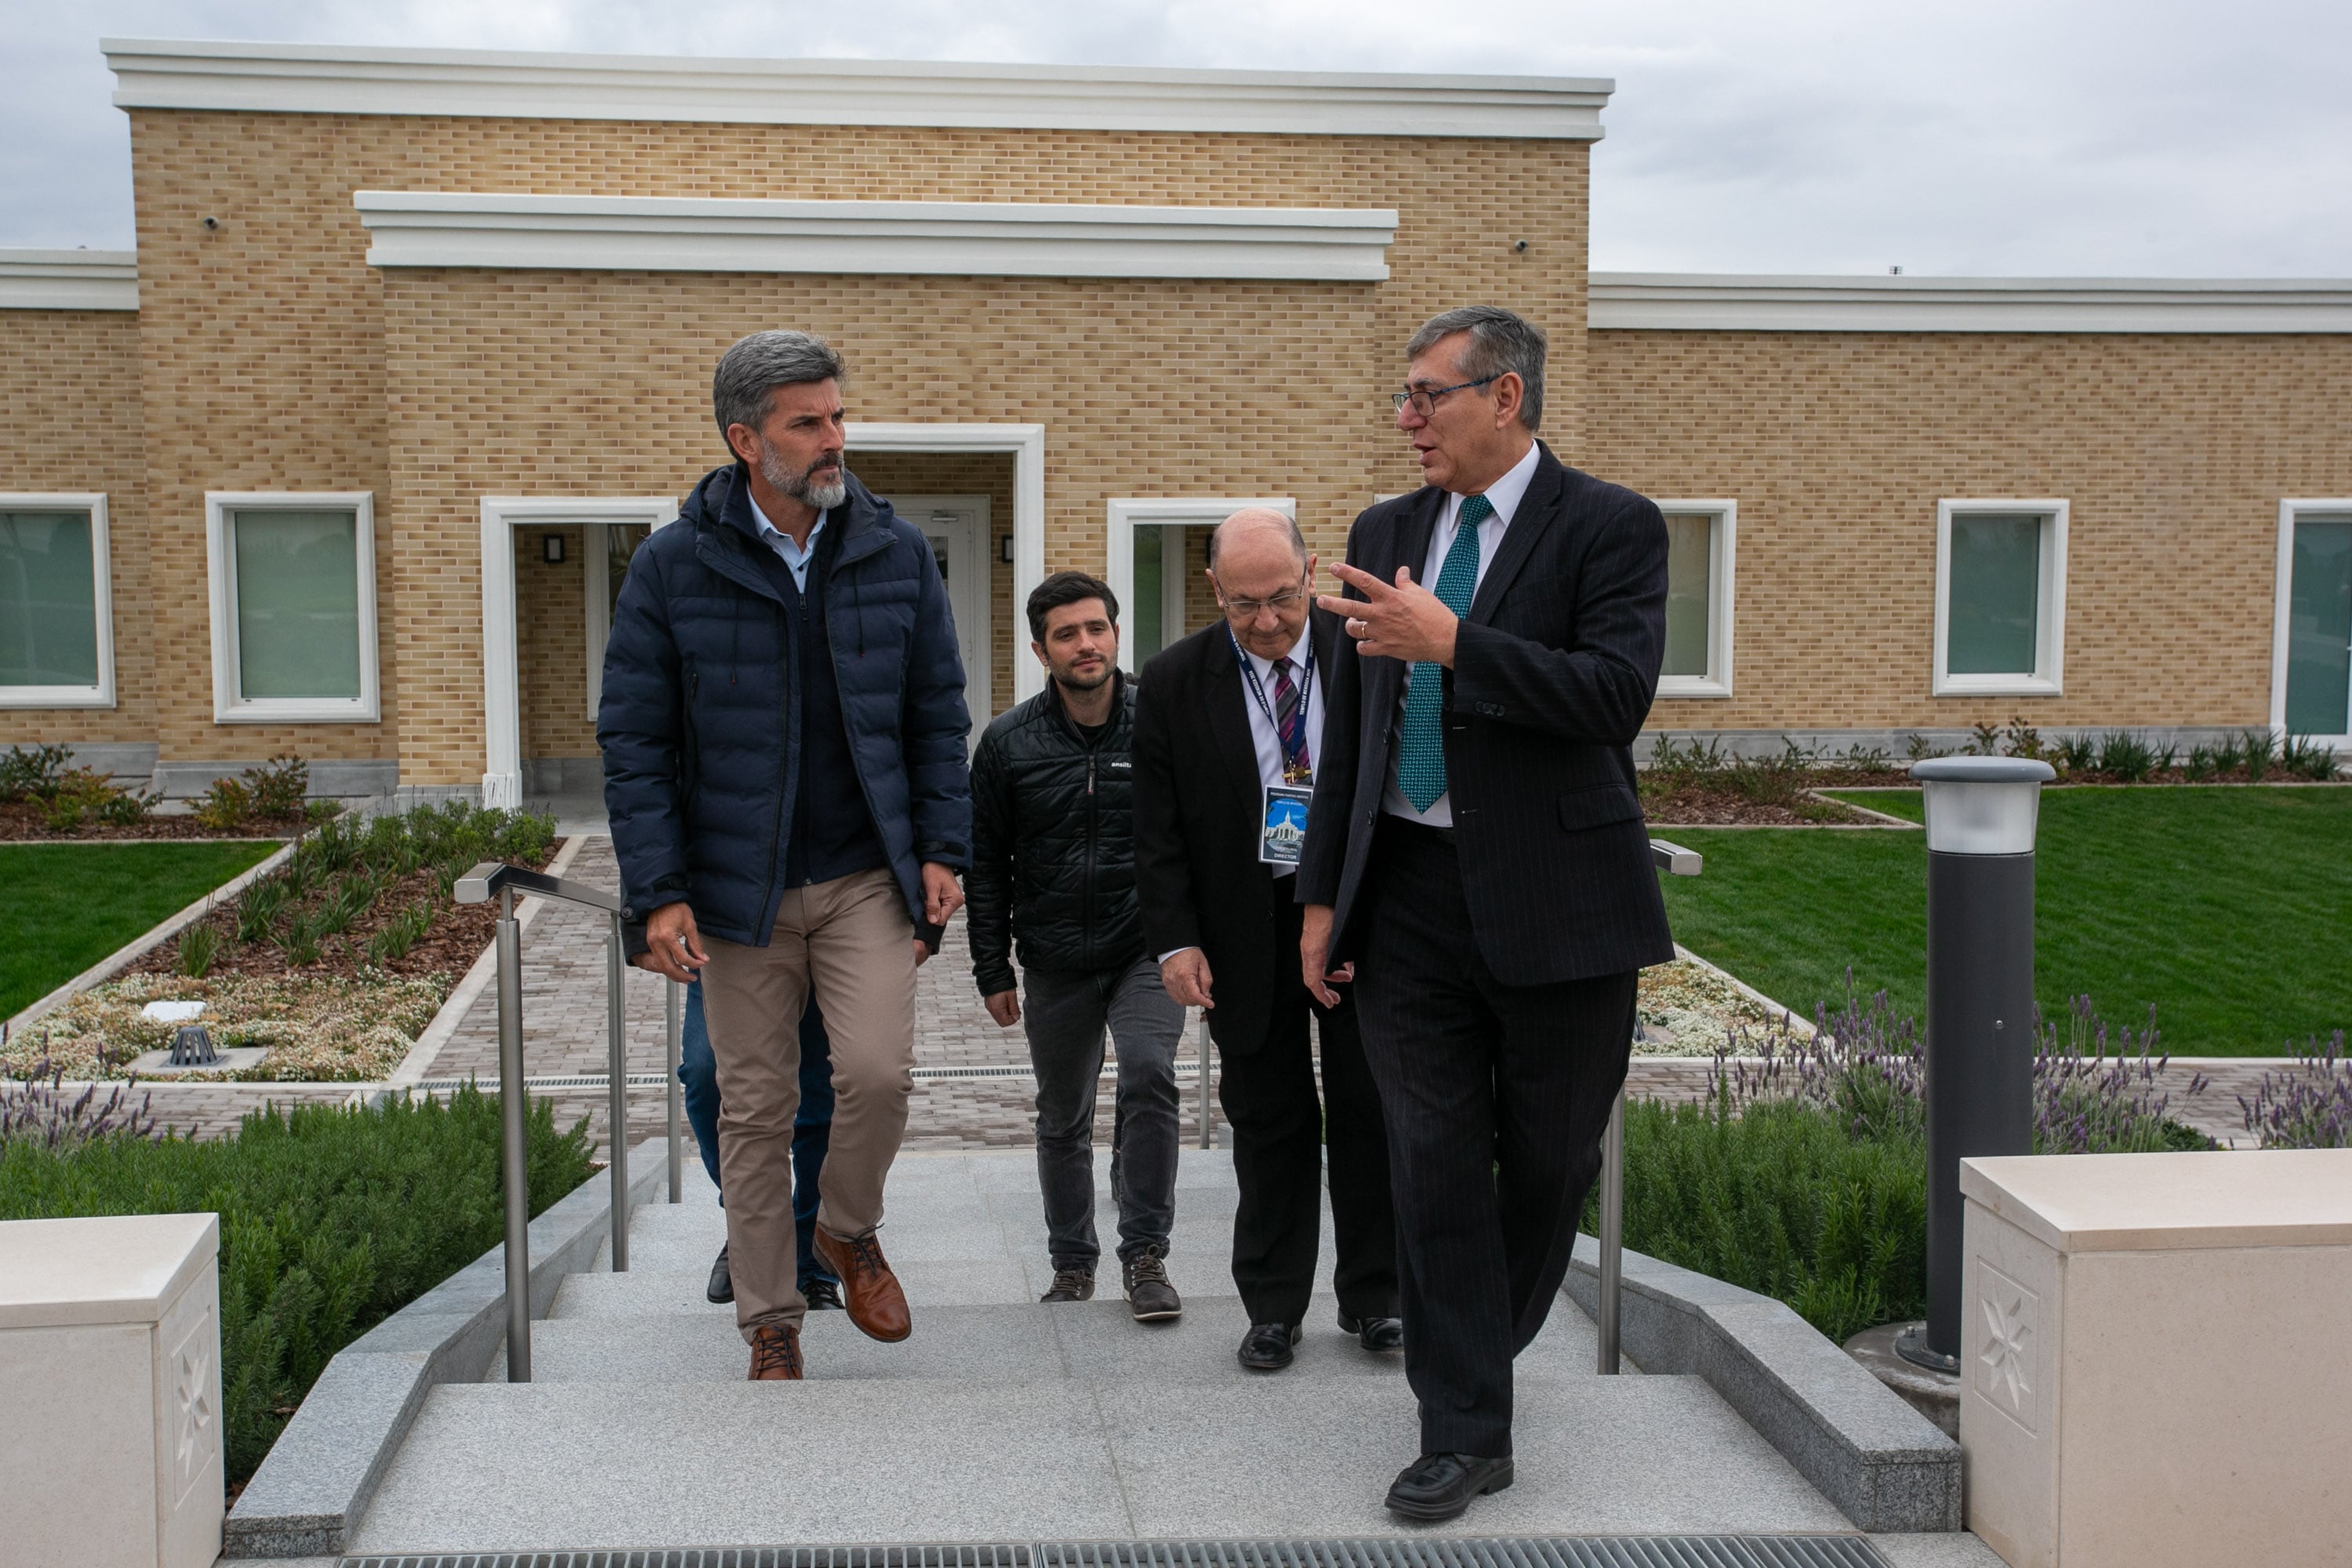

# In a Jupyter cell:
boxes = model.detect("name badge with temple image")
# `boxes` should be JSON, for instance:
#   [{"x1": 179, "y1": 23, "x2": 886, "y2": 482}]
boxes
[{"x1": 1260, "y1": 784, "x2": 1312, "y2": 865}]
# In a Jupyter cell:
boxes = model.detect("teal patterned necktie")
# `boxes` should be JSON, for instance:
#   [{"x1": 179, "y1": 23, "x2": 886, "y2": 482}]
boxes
[{"x1": 1396, "y1": 493, "x2": 1493, "y2": 811}]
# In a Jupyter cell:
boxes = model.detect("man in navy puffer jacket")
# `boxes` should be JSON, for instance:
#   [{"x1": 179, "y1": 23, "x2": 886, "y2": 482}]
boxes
[{"x1": 601, "y1": 330, "x2": 971, "y2": 1381}]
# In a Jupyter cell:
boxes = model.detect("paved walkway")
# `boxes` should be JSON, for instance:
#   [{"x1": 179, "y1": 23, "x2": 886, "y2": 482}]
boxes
[{"x1": 347, "y1": 1146, "x2": 1996, "y2": 1563}]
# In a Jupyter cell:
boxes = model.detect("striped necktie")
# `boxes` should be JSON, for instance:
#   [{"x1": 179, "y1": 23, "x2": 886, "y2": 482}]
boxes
[
  {"x1": 1272, "y1": 656, "x2": 1309, "y2": 779},
  {"x1": 1396, "y1": 493, "x2": 1492, "y2": 811}
]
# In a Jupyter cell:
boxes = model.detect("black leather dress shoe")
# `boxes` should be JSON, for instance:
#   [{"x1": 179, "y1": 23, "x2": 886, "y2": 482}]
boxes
[
  {"x1": 1237, "y1": 1321, "x2": 1301, "y2": 1371},
  {"x1": 802, "y1": 1276, "x2": 844, "y2": 1311},
  {"x1": 1337, "y1": 1311, "x2": 1405, "y2": 1352},
  {"x1": 1385, "y1": 1451, "x2": 1514, "y2": 1522},
  {"x1": 706, "y1": 1241, "x2": 733, "y2": 1305}
]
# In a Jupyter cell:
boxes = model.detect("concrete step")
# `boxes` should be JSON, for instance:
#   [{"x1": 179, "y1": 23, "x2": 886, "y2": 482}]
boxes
[
  {"x1": 351, "y1": 1371, "x2": 1840, "y2": 1553},
  {"x1": 527, "y1": 1290, "x2": 1532, "y2": 1385}
]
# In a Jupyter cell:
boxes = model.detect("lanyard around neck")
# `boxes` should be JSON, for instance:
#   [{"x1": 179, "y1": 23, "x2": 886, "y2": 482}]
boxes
[{"x1": 1229, "y1": 624, "x2": 1312, "y2": 781}]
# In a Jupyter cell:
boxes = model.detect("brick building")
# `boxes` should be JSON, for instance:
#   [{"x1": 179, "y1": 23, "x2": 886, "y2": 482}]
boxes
[{"x1": 3, "y1": 38, "x2": 2348, "y2": 804}]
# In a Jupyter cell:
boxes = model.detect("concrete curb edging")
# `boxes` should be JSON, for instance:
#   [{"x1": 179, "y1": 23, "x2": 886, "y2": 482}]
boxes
[
  {"x1": 223, "y1": 1135, "x2": 666, "y2": 1558},
  {"x1": 1565, "y1": 1235, "x2": 1961, "y2": 1534},
  {"x1": 2, "y1": 837, "x2": 297, "y2": 1035},
  {"x1": 383, "y1": 829, "x2": 593, "y2": 1087}
]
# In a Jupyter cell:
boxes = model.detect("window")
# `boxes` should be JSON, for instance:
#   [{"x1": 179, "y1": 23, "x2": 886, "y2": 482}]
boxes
[
  {"x1": 1933, "y1": 500, "x2": 2068, "y2": 696},
  {"x1": 0, "y1": 493, "x2": 114, "y2": 708},
  {"x1": 1653, "y1": 500, "x2": 1737, "y2": 698},
  {"x1": 205, "y1": 492, "x2": 379, "y2": 722},
  {"x1": 2272, "y1": 501, "x2": 2352, "y2": 741},
  {"x1": 1105, "y1": 498, "x2": 1294, "y2": 670}
]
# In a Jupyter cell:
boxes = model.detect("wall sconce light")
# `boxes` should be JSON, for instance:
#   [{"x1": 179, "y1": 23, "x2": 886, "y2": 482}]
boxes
[
  {"x1": 1000, "y1": 535, "x2": 1015, "y2": 564},
  {"x1": 543, "y1": 534, "x2": 566, "y2": 564}
]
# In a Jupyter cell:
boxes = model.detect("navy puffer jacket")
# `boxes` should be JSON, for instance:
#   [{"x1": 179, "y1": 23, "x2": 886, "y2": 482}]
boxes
[{"x1": 598, "y1": 460, "x2": 972, "y2": 945}]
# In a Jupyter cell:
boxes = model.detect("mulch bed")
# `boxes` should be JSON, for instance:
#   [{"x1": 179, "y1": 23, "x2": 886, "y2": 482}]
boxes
[
  {"x1": 0, "y1": 801, "x2": 307, "y2": 842},
  {"x1": 123, "y1": 843, "x2": 559, "y2": 987}
]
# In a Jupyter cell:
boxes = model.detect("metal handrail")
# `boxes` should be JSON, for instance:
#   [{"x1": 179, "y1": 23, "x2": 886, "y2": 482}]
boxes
[
  {"x1": 455, "y1": 860, "x2": 682, "y2": 1382},
  {"x1": 1593, "y1": 836, "x2": 1707, "y2": 1374}
]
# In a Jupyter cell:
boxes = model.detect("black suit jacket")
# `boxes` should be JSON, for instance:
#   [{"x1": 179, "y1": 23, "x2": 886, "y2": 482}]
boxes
[
  {"x1": 1295, "y1": 442, "x2": 1675, "y2": 987},
  {"x1": 1132, "y1": 608, "x2": 1347, "y2": 1055}
]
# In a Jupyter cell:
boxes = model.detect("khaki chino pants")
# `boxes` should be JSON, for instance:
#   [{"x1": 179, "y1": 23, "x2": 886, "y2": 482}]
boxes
[{"x1": 699, "y1": 866, "x2": 916, "y2": 1340}]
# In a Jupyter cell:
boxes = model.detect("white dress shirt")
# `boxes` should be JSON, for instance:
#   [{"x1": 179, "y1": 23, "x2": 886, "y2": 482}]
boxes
[
  {"x1": 749, "y1": 492, "x2": 827, "y2": 592},
  {"x1": 1381, "y1": 439, "x2": 1541, "y2": 829},
  {"x1": 1235, "y1": 631, "x2": 1327, "y2": 881}
]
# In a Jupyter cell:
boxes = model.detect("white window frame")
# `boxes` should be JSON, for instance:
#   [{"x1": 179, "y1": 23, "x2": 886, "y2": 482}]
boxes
[
  {"x1": 2271, "y1": 499, "x2": 2352, "y2": 745},
  {"x1": 205, "y1": 491, "x2": 381, "y2": 723},
  {"x1": 0, "y1": 492, "x2": 114, "y2": 709},
  {"x1": 1933, "y1": 499, "x2": 2068, "y2": 698},
  {"x1": 1105, "y1": 497, "x2": 1297, "y2": 670},
  {"x1": 1653, "y1": 499, "x2": 1738, "y2": 699}
]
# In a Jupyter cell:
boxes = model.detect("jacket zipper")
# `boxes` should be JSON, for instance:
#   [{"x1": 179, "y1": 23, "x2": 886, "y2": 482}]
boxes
[{"x1": 1081, "y1": 745, "x2": 1098, "y2": 969}]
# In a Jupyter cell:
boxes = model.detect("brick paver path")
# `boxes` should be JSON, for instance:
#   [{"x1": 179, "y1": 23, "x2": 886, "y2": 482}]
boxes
[{"x1": 21, "y1": 834, "x2": 2277, "y2": 1155}]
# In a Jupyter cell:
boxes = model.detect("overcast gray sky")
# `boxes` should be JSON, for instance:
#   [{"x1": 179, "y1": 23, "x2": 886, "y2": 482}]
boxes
[{"x1": 5, "y1": 0, "x2": 2347, "y2": 276}]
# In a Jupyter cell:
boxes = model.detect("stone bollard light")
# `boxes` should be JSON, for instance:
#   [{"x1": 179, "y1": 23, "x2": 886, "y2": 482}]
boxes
[{"x1": 1901, "y1": 754, "x2": 2055, "y2": 1374}]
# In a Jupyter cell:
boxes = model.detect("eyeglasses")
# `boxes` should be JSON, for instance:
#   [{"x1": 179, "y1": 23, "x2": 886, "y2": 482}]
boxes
[
  {"x1": 1390, "y1": 374, "x2": 1500, "y2": 419},
  {"x1": 1221, "y1": 586, "x2": 1308, "y2": 619}
]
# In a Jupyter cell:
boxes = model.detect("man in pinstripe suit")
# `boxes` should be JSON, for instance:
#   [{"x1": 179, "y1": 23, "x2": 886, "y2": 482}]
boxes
[{"x1": 1298, "y1": 305, "x2": 1675, "y2": 1522}]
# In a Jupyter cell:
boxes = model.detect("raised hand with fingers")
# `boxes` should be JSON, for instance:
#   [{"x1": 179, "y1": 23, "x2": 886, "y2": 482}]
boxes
[{"x1": 1316, "y1": 562, "x2": 1462, "y2": 666}]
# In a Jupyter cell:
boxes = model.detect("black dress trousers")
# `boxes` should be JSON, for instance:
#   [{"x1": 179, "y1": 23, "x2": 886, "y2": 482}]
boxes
[
  {"x1": 1354, "y1": 818, "x2": 1637, "y2": 1458},
  {"x1": 1215, "y1": 893, "x2": 1399, "y2": 1330}
]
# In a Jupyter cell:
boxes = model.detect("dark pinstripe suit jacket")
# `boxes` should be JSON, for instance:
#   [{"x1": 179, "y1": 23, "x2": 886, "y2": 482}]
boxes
[{"x1": 1295, "y1": 442, "x2": 1676, "y2": 987}]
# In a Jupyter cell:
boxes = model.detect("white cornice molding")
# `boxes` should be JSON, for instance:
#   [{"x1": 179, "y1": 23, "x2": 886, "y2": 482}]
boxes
[
  {"x1": 354, "y1": 192, "x2": 1397, "y2": 281},
  {"x1": 0, "y1": 250, "x2": 138, "y2": 310},
  {"x1": 107, "y1": 38, "x2": 1610, "y2": 140},
  {"x1": 1588, "y1": 273, "x2": 2352, "y2": 333}
]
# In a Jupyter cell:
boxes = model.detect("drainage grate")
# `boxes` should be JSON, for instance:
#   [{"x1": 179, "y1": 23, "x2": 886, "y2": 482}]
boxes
[
  {"x1": 400, "y1": 1063, "x2": 1210, "y2": 1092},
  {"x1": 339, "y1": 1538, "x2": 1888, "y2": 1568}
]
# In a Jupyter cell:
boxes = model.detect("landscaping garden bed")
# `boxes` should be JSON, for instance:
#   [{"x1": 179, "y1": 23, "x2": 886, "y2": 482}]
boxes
[
  {"x1": 0, "y1": 746, "x2": 332, "y2": 841},
  {"x1": 2, "y1": 801, "x2": 557, "y2": 1082}
]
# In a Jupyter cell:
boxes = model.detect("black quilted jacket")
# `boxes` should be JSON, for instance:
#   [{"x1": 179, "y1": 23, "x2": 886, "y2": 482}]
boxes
[{"x1": 967, "y1": 672, "x2": 1142, "y2": 993}]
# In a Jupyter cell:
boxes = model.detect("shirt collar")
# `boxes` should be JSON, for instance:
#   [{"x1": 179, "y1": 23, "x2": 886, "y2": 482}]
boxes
[
  {"x1": 749, "y1": 491, "x2": 826, "y2": 559},
  {"x1": 1450, "y1": 439, "x2": 1541, "y2": 529},
  {"x1": 1234, "y1": 626, "x2": 1308, "y2": 677}
]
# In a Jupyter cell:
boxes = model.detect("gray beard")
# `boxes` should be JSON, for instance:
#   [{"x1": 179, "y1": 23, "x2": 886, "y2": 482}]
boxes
[{"x1": 760, "y1": 445, "x2": 848, "y2": 512}]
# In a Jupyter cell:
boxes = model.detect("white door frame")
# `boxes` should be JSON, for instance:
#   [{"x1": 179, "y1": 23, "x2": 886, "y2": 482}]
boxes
[
  {"x1": 894, "y1": 493, "x2": 993, "y2": 725},
  {"x1": 480, "y1": 495, "x2": 678, "y2": 808},
  {"x1": 849, "y1": 422, "x2": 1047, "y2": 700},
  {"x1": 2271, "y1": 498, "x2": 2352, "y2": 746}
]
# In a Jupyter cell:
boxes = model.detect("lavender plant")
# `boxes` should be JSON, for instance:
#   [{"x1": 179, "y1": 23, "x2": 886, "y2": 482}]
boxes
[
  {"x1": 2238, "y1": 1032, "x2": 2352, "y2": 1149},
  {"x1": 0, "y1": 1058, "x2": 161, "y2": 1150}
]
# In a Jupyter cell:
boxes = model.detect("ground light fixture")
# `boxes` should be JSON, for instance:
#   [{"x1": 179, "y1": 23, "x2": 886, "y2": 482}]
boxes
[{"x1": 1901, "y1": 753, "x2": 2055, "y2": 1373}]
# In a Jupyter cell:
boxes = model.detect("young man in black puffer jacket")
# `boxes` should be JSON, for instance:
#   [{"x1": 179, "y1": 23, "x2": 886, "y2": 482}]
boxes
[{"x1": 968, "y1": 571, "x2": 1185, "y2": 1323}]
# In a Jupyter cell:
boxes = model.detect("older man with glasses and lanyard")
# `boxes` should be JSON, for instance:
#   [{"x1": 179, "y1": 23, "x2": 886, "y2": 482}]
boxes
[{"x1": 1133, "y1": 508, "x2": 1400, "y2": 1373}]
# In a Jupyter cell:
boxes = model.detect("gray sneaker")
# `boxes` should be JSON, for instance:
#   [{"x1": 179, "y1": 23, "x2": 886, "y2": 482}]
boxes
[
  {"x1": 1040, "y1": 1266, "x2": 1095, "y2": 1303},
  {"x1": 1122, "y1": 1245, "x2": 1182, "y2": 1322}
]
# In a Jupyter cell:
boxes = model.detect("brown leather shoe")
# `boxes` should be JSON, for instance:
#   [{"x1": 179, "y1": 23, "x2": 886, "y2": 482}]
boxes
[
  {"x1": 813, "y1": 1225, "x2": 913, "y2": 1343},
  {"x1": 748, "y1": 1323, "x2": 802, "y2": 1381}
]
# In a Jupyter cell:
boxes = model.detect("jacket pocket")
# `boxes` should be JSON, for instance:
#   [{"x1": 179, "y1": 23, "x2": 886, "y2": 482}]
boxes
[{"x1": 1557, "y1": 783, "x2": 1642, "y2": 832}]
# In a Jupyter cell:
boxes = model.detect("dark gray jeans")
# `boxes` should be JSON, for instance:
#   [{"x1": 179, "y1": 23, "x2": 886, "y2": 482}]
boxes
[{"x1": 1021, "y1": 956, "x2": 1185, "y2": 1270}]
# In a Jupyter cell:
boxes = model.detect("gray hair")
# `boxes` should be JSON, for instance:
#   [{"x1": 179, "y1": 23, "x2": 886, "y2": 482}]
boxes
[
  {"x1": 712, "y1": 330, "x2": 846, "y2": 445},
  {"x1": 1406, "y1": 305, "x2": 1546, "y2": 431},
  {"x1": 1207, "y1": 507, "x2": 1307, "y2": 570}
]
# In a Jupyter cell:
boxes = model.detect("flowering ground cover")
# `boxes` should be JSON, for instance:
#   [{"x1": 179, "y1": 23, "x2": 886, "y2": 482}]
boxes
[{"x1": 1654, "y1": 786, "x2": 2352, "y2": 1054}]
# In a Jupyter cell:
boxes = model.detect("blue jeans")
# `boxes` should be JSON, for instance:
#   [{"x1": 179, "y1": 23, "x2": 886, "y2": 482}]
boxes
[{"x1": 679, "y1": 979, "x2": 837, "y2": 1288}]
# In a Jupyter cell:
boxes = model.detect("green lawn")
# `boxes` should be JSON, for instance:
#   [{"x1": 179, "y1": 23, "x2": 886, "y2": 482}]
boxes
[
  {"x1": 1656, "y1": 787, "x2": 2352, "y2": 1055},
  {"x1": 0, "y1": 841, "x2": 278, "y2": 1019}
]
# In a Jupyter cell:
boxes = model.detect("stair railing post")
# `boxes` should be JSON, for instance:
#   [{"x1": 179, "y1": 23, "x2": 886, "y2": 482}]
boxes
[
  {"x1": 1597, "y1": 1086, "x2": 1625, "y2": 1375},
  {"x1": 1196, "y1": 1013, "x2": 1217, "y2": 1150},
  {"x1": 495, "y1": 885, "x2": 532, "y2": 1383},
  {"x1": 606, "y1": 913, "x2": 630, "y2": 1272},
  {"x1": 665, "y1": 978, "x2": 683, "y2": 1203}
]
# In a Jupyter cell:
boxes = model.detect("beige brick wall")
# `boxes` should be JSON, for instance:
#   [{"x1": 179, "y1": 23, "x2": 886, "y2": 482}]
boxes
[
  {"x1": 113, "y1": 109, "x2": 1589, "y2": 786},
  {"x1": 516, "y1": 524, "x2": 590, "y2": 758},
  {"x1": 1588, "y1": 329, "x2": 2352, "y2": 735},
  {"x1": 0, "y1": 310, "x2": 153, "y2": 751}
]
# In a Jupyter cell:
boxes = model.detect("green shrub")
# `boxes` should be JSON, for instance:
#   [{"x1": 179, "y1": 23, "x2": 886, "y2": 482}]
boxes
[
  {"x1": 0, "y1": 742, "x2": 74, "y2": 802},
  {"x1": 193, "y1": 775, "x2": 253, "y2": 832},
  {"x1": 247, "y1": 755, "x2": 310, "y2": 818},
  {"x1": 176, "y1": 923, "x2": 222, "y2": 978},
  {"x1": 0, "y1": 1086, "x2": 594, "y2": 1483},
  {"x1": 1592, "y1": 1094, "x2": 1927, "y2": 1346}
]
